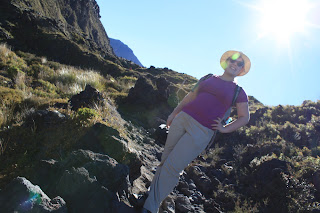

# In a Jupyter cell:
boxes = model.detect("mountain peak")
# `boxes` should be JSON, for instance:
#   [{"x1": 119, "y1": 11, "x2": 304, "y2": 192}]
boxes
[{"x1": 109, "y1": 38, "x2": 143, "y2": 67}]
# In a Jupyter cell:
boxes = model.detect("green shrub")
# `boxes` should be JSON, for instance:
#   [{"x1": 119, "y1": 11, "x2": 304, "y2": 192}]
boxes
[
  {"x1": 27, "y1": 63, "x2": 54, "y2": 79},
  {"x1": 311, "y1": 146, "x2": 320, "y2": 157},
  {"x1": 0, "y1": 44, "x2": 27, "y2": 76},
  {"x1": 36, "y1": 79, "x2": 57, "y2": 94},
  {"x1": 118, "y1": 76, "x2": 137, "y2": 82},
  {"x1": 76, "y1": 108, "x2": 98, "y2": 126},
  {"x1": 7, "y1": 65, "x2": 24, "y2": 79},
  {"x1": 167, "y1": 93, "x2": 179, "y2": 108}
]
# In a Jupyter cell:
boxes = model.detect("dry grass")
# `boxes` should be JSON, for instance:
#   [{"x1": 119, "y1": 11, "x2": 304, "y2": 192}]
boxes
[
  {"x1": 51, "y1": 66, "x2": 106, "y2": 95},
  {"x1": 0, "y1": 43, "x2": 27, "y2": 72},
  {"x1": 0, "y1": 43, "x2": 11, "y2": 58}
]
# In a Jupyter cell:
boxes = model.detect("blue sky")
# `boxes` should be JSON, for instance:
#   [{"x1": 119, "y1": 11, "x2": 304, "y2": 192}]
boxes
[{"x1": 96, "y1": 0, "x2": 320, "y2": 106}]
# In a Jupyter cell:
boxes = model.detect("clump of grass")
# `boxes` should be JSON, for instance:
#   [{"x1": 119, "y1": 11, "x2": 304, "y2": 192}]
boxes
[
  {"x1": 48, "y1": 66, "x2": 106, "y2": 96},
  {"x1": 0, "y1": 43, "x2": 28, "y2": 78},
  {"x1": 75, "y1": 107, "x2": 99, "y2": 127},
  {"x1": 0, "y1": 43, "x2": 11, "y2": 58},
  {"x1": 0, "y1": 103, "x2": 15, "y2": 129},
  {"x1": 116, "y1": 76, "x2": 137, "y2": 93},
  {"x1": 249, "y1": 153, "x2": 278, "y2": 168}
]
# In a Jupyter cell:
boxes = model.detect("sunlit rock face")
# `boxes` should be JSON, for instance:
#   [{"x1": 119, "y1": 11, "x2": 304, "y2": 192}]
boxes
[{"x1": 0, "y1": 0, "x2": 120, "y2": 70}]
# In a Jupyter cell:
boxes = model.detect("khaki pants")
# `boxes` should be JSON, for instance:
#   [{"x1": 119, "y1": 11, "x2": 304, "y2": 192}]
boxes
[{"x1": 143, "y1": 112, "x2": 215, "y2": 213}]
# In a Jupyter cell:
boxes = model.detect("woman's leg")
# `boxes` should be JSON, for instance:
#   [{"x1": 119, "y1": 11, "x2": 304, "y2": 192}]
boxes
[
  {"x1": 160, "y1": 112, "x2": 187, "y2": 166},
  {"x1": 143, "y1": 112, "x2": 186, "y2": 211},
  {"x1": 143, "y1": 112, "x2": 213, "y2": 213}
]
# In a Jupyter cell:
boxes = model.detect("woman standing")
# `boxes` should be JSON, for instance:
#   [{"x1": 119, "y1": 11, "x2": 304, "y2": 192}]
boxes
[{"x1": 142, "y1": 50, "x2": 251, "y2": 213}]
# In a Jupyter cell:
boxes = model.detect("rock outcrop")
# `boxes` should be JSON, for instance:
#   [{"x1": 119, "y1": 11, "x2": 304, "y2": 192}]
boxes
[
  {"x1": 0, "y1": 0, "x2": 136, "y2": 73},
  {"x1": 30, "y1": 149, "x2": 135, "y2": 212},
  {"x1": 0, "y1": 177, "x2": 67, "y2": 212},
  {"x1": 69, "y1": 84, "x2": 105, "y2": 111}
]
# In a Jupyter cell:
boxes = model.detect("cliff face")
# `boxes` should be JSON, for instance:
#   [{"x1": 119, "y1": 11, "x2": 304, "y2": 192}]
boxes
[
  {"x1": 0, "y1": 0, "x2": 125, "y2": 72},
  {"x1": 13, "y1": 0, "x2": 114, "y2": 55}
]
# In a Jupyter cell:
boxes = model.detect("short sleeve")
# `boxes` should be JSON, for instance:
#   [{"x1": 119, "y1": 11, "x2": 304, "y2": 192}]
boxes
[
  {"x1": 236, "y1": 88, "x2": 248, "y2": 103},
  {"x1": 191, "y1": 74, "x2": 213, "y2": 92}
]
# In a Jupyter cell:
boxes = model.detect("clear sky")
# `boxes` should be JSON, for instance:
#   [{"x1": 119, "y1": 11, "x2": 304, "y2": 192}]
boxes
[{"x1": 96, "y1": 0, "x2": 320, "y2": 106}]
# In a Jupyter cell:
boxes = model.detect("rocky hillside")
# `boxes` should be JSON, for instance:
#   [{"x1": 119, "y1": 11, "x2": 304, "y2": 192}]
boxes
[
  {"x1": 0, "y1": 42, "x2": 320, "y2": 213},
  {"x1": 110, "y1": 38, "x2": 144, "y2": 67},
  {"x1": 1, "y1": 0, "x2": 320, "y2": 212},
  {"x1": 0, "y1": 0, "x2": 129, "y2": 73}
]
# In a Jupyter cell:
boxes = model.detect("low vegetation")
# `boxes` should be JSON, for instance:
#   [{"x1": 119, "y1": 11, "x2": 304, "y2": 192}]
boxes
[{"x1": 0, "y1": 43, "x2": 319, "y2": 212}]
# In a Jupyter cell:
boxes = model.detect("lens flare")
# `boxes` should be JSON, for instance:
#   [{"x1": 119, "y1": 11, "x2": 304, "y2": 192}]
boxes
[
  {"x1": 220, "y1": 61, "x2": 228, "y2": 70},
  {"x1": 231, "y1": 53, "x2": 240, "y2": 60},
  {"x1": 20, "y1": 193, "x2": 41, "y2": 210}
]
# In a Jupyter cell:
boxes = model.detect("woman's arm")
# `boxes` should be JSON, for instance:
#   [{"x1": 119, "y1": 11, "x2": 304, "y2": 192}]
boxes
[
  {"x1": 166, "y1": 90, "x2": 198, "y2": 127},
  {"x1": 211, "y1": 102, "x2": 250, "y2": 133}
]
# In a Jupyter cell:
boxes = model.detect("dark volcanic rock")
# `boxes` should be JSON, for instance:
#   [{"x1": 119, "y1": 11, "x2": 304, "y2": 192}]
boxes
[
  {"x1": 0, "y1": 0, "x2": 133, "y2": 74},
  {"x1": 24, "y1": 109, "x2": 66, "y2": 130},
  {"x1": 77, "y1": 123, "x2": 142, "y2": 181},
  {"x1": 30, "y1": 149, "x2": 135, "y2": 213},
  {"x1": 56, "y1": 167, "x2": 114, "y2": 212},
  {"x1": 160, "y1": 196, "x2": 175, "y2": 213},
  {"x1": 126, "y1": 76, "x2": 170, "y2": 109},
  {"x1": 255, "y1": 159, "x2": 289, "y2": 186},
  {"x1": 69, "y1": 85, "x2": 105, "y2": 111},
  {"x1": 185, "y1": 166, "x2": 218, "y2": 195},
  {"x1": 156, "y1": 77, "x2": 170, "y2": 101},
  {"x1": 152, "y1": 124, "x2": 168, "y2": 145},
  {"x1": 175, "y1": 195, "x2": 193, "y2": 212},
  {"x1": 248, "y1": 159, "x2": 291, "y2": 212},
  {"x1": 126, "y1": 77, "x2": 157, "y2": 108},
  {"x1": 62, "y1": 149, "x2": 131, "y2": 193},
  {"x1": 0, "y1": 177, "x2": 67, "y2": 213}
]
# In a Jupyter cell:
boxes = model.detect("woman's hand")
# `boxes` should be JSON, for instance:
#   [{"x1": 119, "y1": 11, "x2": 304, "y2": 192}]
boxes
[
  {"x1": 211, "y1": 117, "x2": 228, "y2": 133},
  {"x1": 166, "y1": 114, "x2": 176, "y2": 128}
]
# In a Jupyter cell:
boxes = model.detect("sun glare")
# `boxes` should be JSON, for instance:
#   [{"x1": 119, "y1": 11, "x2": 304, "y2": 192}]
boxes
[{"x1": 255, "y1": 0, "x2": 313, "y2": 43}]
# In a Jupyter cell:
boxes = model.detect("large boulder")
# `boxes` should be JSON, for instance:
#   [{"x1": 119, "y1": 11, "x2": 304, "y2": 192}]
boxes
[
  {"x1": 23, "y1": 109, "x2": 67, "y2": 130},
  {"x1": 185, "y1": 166, "x2": 219, "y2": 195},
  {"x1": 126, "y1": 76, "x2": 170, "y2": 109},
  {"x1": 69, "y1": 85, "x2": 105, "y2": 111},
  {"x1": 152, "y1": 124, "x2": 168, "y2": 145},
  {"x1": 62, "y1": 149, "x2": 131, "y2": 193},
  {"x1": 126, "y1": 77, "x2": 157, "y2": 108},
  {"x1": 33, "y1": 150, "x2": 131, "y2": 195},
  {"x1": 175, "y1": 195, "x2": 193, "y2": 213},
  {"x1": 77, "y1": 123, "x2": 142, "y2": 181},
  {"x1": 0, "y1": 177, "x2": 67, "y2": 212},
  {"x1": 155, "y1": 77, "x2": 170, "y2": 102},
  {"x1": 249, "y1": 159, "x2": 291, "y2": 212},
  {"x1": 55, "y1": 167, "x2": 114, "y2": 213},
  {"x1": 123, "y1": 76, "x2": 173, "y2": 129},
  {"x1": 29, "y1": 149, "x2": 136, "y2": 213}
]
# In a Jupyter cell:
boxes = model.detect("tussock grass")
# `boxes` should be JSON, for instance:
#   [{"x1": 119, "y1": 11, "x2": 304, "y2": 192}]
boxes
[
  {"x1": 0, "y1": 43, "x2": 27, "y2": 75},
  {"x1": 0, "y1": 43, "x2": 11, "y2": 58},
  {"x1": 40, "y1": 66, "x2": 107, "y2": 96}
]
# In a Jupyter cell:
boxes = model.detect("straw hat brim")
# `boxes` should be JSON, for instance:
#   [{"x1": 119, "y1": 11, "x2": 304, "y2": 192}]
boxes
[{"x1": 220, "y1": 50, "x2": 251, "y2": 76}]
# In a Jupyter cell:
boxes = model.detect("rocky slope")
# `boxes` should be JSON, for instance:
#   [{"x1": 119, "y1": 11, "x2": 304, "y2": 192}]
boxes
[
  {"x1": 110, "y1": 38, "x2": 143, "y2": 67},
  {"x1": 0, "y1": 0, "x2": 320, "y2": 212},
  {"x1": 0, "y1": 0, "x2": 133, "y2": 73}
]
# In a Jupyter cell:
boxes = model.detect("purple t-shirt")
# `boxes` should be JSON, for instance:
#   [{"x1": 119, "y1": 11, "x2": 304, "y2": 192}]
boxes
[{"x1": 182, "y1": 75, "x2": 248, "y2": 129}]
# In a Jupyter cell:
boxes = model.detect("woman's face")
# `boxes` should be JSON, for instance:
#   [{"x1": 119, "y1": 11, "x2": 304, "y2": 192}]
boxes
[{"x1": 225, "y1": 57, "x2": 245, "y2": 76}]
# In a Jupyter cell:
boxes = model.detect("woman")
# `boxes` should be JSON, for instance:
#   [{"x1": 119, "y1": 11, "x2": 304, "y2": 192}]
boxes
[{"x1": 142, "y1": 50, "x2": 251, "y2": 213}]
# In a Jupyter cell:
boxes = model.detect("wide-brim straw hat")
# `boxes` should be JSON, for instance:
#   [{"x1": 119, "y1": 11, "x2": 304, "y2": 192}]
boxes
[{"x1": 220, "y1": 50, "x2": 251, "y2": 76}]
